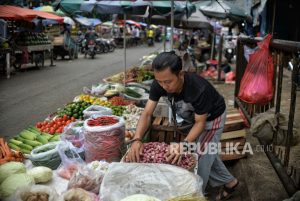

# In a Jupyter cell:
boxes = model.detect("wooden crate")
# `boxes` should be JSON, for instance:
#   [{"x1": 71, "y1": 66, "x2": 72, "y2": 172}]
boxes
[{"x1": 150, "y1": 108, "x2": 247, "y2": 161}]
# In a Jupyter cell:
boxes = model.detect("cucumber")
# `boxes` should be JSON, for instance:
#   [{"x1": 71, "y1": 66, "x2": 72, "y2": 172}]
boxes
[
  {"x1": 9, "y1": 139, "x2": 23, "y2": 145},
  {"x1": 18, "y1": 143, "x2": 33, "y2": 151},
  {"x1": 22, "y1": 139, "x2": 42, "y2": 147},
  {"x1": 125, "y1": 88, "x2": 142, "y2": 98},
  {"x1": 8, "y1": 143, "x2": 21, "y2": 151},
  {"x1": 20, "y1": 149, "x2": 31, "y2": 154}
]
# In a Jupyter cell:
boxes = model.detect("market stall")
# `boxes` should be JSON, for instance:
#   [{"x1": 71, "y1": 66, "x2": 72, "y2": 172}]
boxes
[
  {"x1": 0, "y1": 5, "x2": 64, "y2": 73},
  {"x1": 0, "y1": 50, "x2": 210, "y2": 201}
]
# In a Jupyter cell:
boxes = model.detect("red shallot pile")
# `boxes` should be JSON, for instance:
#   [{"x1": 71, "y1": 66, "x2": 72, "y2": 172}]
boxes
[{"x1": 126, "y1": 142, "x2": 196, "y2": 170}]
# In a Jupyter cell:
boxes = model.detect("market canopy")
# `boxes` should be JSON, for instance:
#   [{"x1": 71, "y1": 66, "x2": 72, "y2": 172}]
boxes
[
  {"x1": 74, "y1": 15, "x2": 101, "y2": 27},
  {"x1": 0, "y1": 5, "x2": 64, "y2": 23},
  {"x1": 80, "y1": 0, "x2": 150, "y2": 15},
  {"x1": 199, "y1": 0, "x2": 249, "y2": 21}
]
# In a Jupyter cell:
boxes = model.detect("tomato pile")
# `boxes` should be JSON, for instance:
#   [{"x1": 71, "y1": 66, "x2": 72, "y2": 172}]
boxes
[
  {"x1": 36, "y1": 115, "x2": 75, "y2": 134},
  {"x1": 87, "y1": 116, "x2": 118, "y2": 127}
]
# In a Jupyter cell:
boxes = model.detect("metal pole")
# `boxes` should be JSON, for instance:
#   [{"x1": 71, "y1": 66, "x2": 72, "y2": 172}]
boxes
[
  {"x1": 123, "y1": 13, "x2": 127, "y2": 85},
  {"x1": 6, "y1": 52, "x2": 10, "y2": 79},
  {"x1": 210, "y1": 33, "x2": 215, "y2": 59},
  {"x1": 170, "y1": 0, "x2": 174, "y2": 50},
  {"x1": 217, "y1": 34, "x2": 223, "y2": 81},
  {"x1": 164, "y1": 26, "x2": 167, "y2": 52}
]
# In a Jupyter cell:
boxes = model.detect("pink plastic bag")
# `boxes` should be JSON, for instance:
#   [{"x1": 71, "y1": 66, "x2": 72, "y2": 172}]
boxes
[{"x1": 238, "y1": 34, "x2": 274, "y2": 105}]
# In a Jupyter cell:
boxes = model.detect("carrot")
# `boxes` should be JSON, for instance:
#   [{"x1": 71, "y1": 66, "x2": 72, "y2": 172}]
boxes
[
  {"x1": 12, "y1": 151, "x2": 24, "y2": 159},
  {"x1": 0, "y1": 146, "x2": 6, "y2": 158}
]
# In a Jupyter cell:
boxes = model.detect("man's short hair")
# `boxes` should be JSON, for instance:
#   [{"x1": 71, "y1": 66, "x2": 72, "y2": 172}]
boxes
[{"x1": 152, "y1": 51, "x2": 182, "y2": 75}]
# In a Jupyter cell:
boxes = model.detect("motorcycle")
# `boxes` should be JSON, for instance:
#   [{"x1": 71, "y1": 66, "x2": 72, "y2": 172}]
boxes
[
  {"x1": 95, "y1": 38, "x2": 109, "y2": 54},
  {"x1": 86, "y1": 39, "x2": 96, "y2": 59}
]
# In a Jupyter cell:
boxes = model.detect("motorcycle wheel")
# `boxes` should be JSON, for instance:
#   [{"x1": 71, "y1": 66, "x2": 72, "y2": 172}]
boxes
[
  {"x1": 109, "y1": 45, "x2": 115, "y2": 52},
  {"x1": 104, "y1": 45, "x2": 109, "y2": 53}
]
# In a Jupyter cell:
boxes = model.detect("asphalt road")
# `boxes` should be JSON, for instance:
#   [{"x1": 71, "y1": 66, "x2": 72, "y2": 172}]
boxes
[{"x1": 0, "y1": 43, "x2": 164, "y2": 138}]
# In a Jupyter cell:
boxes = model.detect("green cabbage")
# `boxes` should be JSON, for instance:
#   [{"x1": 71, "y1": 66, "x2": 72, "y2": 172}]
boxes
[
  {"x1": 27, "y1": 166, "x2": 53, "y2": 183},
  {"x1": 0, "y1": 161, "x2": 26, "y2": 183},
  {"x1": 0, "y1": 173, "x2": 35, "y2": 198}
]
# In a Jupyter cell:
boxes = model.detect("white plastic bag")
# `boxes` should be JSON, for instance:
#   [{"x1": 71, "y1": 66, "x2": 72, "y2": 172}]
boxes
[
  {"x1": 100, "y1": 162, "x2": 203, "y2": 201},
  {"x1": 11, "y1": 185, "x2": 59, "y2": 201},
  {"x1": 83, "y1": 105, "x2": 112, "y2": 119}
]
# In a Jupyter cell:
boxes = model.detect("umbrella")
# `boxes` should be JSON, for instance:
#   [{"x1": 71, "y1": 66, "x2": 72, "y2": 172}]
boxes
[
  {"x1": 117, "y1": 20, "x2": 141, "y2": 28},
  {"x1": 199, "y1": 0, "x2": 249, "y2": 21},
  {"x1": 75, "y1": 15, "x2": 101, "y2": 27},
  {"x1": 101, "y1": 21, "x2": 114, "y2": 27},
  {"x1": 57, "y1": 0, "x2": 83, "y2": 15},
  {"x1": 33, "y1": 6, "x2": 55, "y2": 13},
  {"x1": 63, "y1": 16, "x2": 75, "y2": 25}
]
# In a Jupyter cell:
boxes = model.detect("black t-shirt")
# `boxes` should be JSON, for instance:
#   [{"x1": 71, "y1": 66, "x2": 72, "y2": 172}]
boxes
[{"x1": 149, "y1": 73, "x2": 225, "y2": 122}]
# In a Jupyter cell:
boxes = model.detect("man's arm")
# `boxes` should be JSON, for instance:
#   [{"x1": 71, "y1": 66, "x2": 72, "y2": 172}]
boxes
[
  {"x1": 184, "y1": 113, "x2": 207, "y2": 142},
  {"x1": 133, "y1": 99, "x2": 158, "y2": 140}
]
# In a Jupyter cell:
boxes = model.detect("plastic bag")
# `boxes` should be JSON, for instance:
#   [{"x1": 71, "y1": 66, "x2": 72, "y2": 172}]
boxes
[
  {"x1": 238, "y1": 34, "x2": 274, "y2": 105},
  {"x1": 61, "y1": 121, "x2": 85, "y2": 149},
  {"x1": 11, "y1": 185, "x2": 59, "y2": 201},
  {"x1": 84, "y1": 115, "x2": 125, "y2": 162},
  {"x1": 57, "y1": 142, "x2": 85, "y2": 180},
  {"x1": 100, "y1": 162, "x2": 203, "y2": 201},
  {"x1": 67, "y1": 162, "x2": 106, "y2": 194},
  {"x1": 59, "y1": 188, "x2": 99, "y2": 201},
  {"x1": 83, "y1": 105, "x2": 112, "y2": 119}
]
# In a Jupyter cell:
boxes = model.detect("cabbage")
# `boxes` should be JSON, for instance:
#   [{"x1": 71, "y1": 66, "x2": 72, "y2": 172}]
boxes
[
  {"x1": 121, "y1": 194, "x2": 161, "y2": 201},
  {"x1": 27, "y1": 166, "x2": 53, "y2": 183},
  {"x1": 0, "y1": 173, "x2": 35, "y2": 198},
  {"x1": 0, "y1": 161, "x2": 26, "y2": 183}
]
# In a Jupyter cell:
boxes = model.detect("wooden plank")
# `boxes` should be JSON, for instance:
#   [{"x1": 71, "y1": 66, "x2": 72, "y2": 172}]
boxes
[
  {"x1": 163, "y1": 118, "x2": 170, "y2": 126},
  {"x1": 158, "y1": 131, "x2": 165, "y2": 142},
  {"x1": 221, "y1": 144, "x2": 245, "y2": 152},
  {"x1": 221, "y1": 129, "x2": 246, "y2": 140},
  {"x1": 223, "y1": 119, "x2": 245, "y2": 132},
  {"x1": 152, "y1": 117, "x2": 163, "y2": 126},
  {"x1": 221, "y1": 137, "x2": 246, "y2": 148}
]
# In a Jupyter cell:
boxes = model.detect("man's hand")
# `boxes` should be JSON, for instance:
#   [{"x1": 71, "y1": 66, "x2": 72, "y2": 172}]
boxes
[
  {"x1": 125, "y1": 140, "x2": 144, "y2": 163},
  {"x1": 165, "y1": 143, "x2": 183, "y2": 165}
]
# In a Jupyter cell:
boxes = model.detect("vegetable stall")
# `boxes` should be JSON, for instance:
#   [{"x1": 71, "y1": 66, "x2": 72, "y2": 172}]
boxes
[{"x1": 0, "y1": 51, "x2": 207, "y2": 201}]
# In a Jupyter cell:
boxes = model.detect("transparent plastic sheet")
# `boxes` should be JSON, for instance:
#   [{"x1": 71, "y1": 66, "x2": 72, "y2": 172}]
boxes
[
  {"x1": 83, "y1": 105, "x2": 112, "y2": 119},
  {"x1": 238, "y1": 34, "x2": 274, "y2": 105},
  {"x1": 9, "y1": 185, "x2": 59, "y2": 201},
  {"x1": 100, "y1": 162, "x2": 203, "y2": 201},
  {"x1": 67, "y1": 163, "x2": 105, "y2": 194},
  {"x1": 61, "y1": 121, "x2": 85, "y2": 150},
  {"x1": 57, "y1": 142, "x2": 85, "y2": 180},
  {"x1": 84, "y1": 115, "x2": 125, "y2": 162}
]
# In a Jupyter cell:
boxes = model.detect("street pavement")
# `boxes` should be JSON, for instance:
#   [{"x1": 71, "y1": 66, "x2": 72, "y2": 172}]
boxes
[{"x1": 0, "y1": 43, "x2": 165, "y2": 138}]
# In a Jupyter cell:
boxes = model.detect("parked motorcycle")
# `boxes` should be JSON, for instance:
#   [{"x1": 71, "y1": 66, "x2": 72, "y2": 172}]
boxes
[
  {"x1": 95, "y1": 38, "x2": 109, "y2": 54},
  {"x1": 86, "y1": 39, "x2": 96, "y2": 59}
]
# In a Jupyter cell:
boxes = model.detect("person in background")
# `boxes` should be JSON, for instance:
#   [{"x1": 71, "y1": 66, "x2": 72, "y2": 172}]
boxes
[
  {"x1": 133, "y1": 26, "x2": 140, "y2": 46},
  {"x1": 147, "y1": 27, "x2": 154, "y2": 46}
]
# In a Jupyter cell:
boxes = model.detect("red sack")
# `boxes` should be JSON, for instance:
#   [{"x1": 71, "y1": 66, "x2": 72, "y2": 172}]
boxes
[{"x1": 238, "y1": 34, "x2": 274, "y2": 105}]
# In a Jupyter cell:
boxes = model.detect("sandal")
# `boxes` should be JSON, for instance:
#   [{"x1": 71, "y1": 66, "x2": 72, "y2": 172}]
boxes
[{"x1": 216, "y1": 180, "x2": 239, "y2": 201}]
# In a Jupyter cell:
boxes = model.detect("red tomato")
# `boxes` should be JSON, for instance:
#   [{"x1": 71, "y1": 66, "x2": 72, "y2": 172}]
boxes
[
  {"x1": 71, "y1": 117, "x2": 75, "y2": 122},
  {"x1": 66, "y1": 120, "x2": 72, "y2": 125},
  {"x1": 58, "y1": 127, "x2": 64, "y2": 133},
  {"x1": 44, "y1": 128, "x2": 50, "y2": 133},
  {"x1": 49, "y1": 128, "x2": 55, "y2": 134},
  {"x1": 63, "y1": 114, "x2": 68, "y2": 121},
  {"x1": 36, "y1": 122, "x2": 43, "y2": 128}
]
